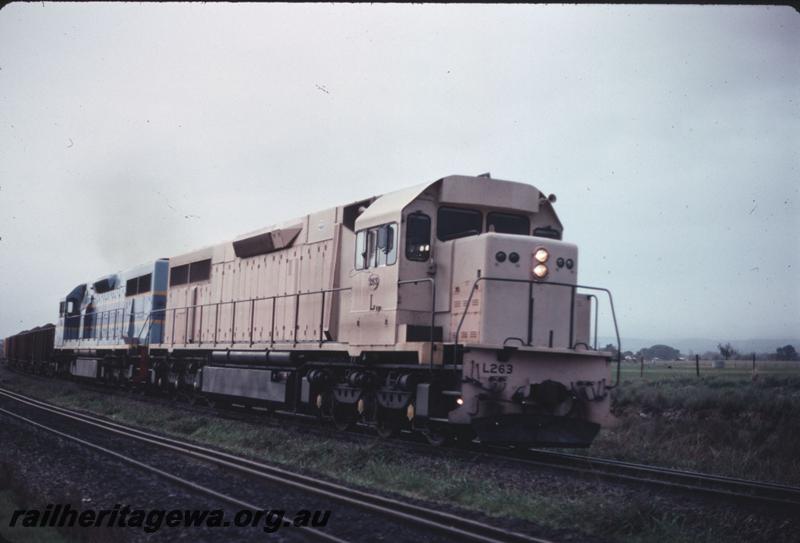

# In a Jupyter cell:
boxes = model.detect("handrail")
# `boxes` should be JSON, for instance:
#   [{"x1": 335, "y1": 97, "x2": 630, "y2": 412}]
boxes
[
  {"x1": 151, "y1": 286, "x2": 353, "y2": 348},
  {"x1": 60, "y1": 286, "x2": 353, "y2": 348},
  {"x1": 135, "y1": 312, "x2": 153, "y2": 344},
  {"x1": 586, "y1": 294, "x2": 599, "y2": 350},
  {"x1": 62, "y1": 307, "x2": 161, "y2": 345},
  {"x1": 453, "y1": 277, "x2": 622, "y2": 388}
]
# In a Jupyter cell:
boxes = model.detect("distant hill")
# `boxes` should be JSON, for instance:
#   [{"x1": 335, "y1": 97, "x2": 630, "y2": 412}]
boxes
[{"x1": 598, "y1": 337, "x2": 800, "y2": 355}]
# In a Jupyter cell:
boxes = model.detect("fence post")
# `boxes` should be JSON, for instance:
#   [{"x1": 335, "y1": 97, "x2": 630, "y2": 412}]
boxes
[
  {"x1": 695, "y1": 354, "x2": 700, "y2": 377},
  {"x1": 640, "y1": 356, "x2": 644, "y2": 378},
  {"x1": 752, "y1": 353, "x2": 756, "y2": 375}
]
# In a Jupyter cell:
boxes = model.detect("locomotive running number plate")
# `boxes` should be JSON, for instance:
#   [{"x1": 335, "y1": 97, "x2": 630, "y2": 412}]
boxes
[{"x1": 480, "y1": 363, "x2": 514, "y2": 375}]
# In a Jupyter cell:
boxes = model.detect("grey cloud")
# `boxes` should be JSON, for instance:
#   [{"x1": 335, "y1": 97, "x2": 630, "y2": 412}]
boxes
[{"x1": 0, "y1": 4, "x2": 797, "y2": 342}]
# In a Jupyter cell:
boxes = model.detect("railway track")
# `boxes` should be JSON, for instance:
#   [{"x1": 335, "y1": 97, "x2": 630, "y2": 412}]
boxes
[
  {"x1": 6, "y1": 369, "x2": 800, "y2": 511},
  {"x1": 164, "y1": 395, "x2": 800, "y2": 509},
  {"x1": 0, "y1": 386, "x2": 555, "y2": 543},
  {"x1": 0, "y1": 406, "x2": 344, "y2": 543},
  {"x1": 496, "y1": 447, "x2": 800, "y2": 509}
]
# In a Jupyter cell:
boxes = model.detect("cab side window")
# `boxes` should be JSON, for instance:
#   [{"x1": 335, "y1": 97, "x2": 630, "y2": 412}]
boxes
[
  {"x1": 376, "y1": 223, "x2": 397, "y2": 266},
  {"x1": 355, "y1": 230, "x2": 367, "y2": 270},
  {"x1": 386, "y1": 223, "x2": 398, "y2": 265},
  {"x1": 355, "y1": 223, "x2": 398, "y2": 269},
  {"x1": 366, "y1": 229, "x2": 377, "y2": 268},
  {"x1": 406, "y1": 213, "x2": 431, "y2": 261}
]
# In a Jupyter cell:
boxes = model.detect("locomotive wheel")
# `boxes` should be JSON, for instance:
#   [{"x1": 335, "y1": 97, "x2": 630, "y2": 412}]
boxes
[
  {"x1": 375, "y1": 408, "x2": 400, "y2": 439},
  {"x1": 376, "y1": 421, "x2": 397, "y2": 439},
  {"x1": 332, "y1": 403, "x2": 355, "y2": 432},
  {"x1": 451, "y1": 427, "x2": 476, "y2": 447},
  {"x1": 422, "y1": 425, "x2": 450, "y2": 447}
]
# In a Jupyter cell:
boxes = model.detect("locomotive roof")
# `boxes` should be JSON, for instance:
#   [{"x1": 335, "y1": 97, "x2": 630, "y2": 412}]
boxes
[
  {"x1": 354, "y1": 181, "x2": 430, "y2": 230},
  {"x1": 143, "y1": 175, "x2": 548, "y2": 268},
  {"x1": 355, "y1": 174, "x2": 543, "y2": 230}
]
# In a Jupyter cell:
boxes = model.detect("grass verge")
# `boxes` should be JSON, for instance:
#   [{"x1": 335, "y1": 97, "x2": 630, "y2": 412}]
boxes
[
  {"x1": 1, "y1": 368, "x2": 797, "y2": 542},
  {"x1": 590, "y1": 371, "x2": 800, "y2": 485}
]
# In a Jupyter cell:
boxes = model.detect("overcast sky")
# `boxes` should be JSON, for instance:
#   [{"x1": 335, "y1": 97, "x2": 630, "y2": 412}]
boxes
[{"x1": 0, "y1": 4, "x2": 798, "y2": 344}]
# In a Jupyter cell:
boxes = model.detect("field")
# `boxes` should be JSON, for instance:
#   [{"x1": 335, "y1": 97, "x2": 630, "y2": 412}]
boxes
[
  {"x1": 619, "y1": 358, "x2": 798, "y2": 379},
  {"x1": 590, "y1": 360, "x2": 800, "y2": 485}
]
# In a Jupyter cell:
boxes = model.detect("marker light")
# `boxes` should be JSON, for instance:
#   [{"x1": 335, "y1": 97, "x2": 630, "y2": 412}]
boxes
[
  {"x1": 533, "y1": 264, "x2": 548, "y2": 279},
  {"x1": 534, "y1": 248, "x2": 549, "y2": 263},
  {"x1": 456, "y1": 397, "x2": 464, "y2": 406}
]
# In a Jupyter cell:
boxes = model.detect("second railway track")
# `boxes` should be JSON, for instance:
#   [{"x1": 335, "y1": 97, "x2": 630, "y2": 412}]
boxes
[
  {"x1": 0, "y1": 385, "x2": 555, "y2": 543},
  {"x1": 5, "y1": 371, "x2": 800, "y2": 513},
  {"x1": 516, "y1": 448, "x2": 800, "y2": 509}
]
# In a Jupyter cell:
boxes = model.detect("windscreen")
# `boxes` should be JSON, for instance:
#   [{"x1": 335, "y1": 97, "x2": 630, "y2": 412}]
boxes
[
  {"x1": 487, "y1": 212, "x2": 530, "y2": 235},
  {"x1": 437, "y1": 207, "x2": 482, "y2": 241}
]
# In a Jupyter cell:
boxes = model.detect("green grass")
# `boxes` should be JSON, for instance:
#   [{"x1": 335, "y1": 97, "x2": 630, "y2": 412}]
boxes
[
  {"x1": 589, "y1": 367, "x2": 800, "y2": 484},
  {"x1": 619, "y1": 359, "x2": 800, "y2": 379},
  {"x1": 2, "y1": 368, "x2": 798, "y2": 542}
]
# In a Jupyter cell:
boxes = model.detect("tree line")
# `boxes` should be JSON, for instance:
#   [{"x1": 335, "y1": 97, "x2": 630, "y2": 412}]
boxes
[{"x1": 604, "y1": 343, "x2": 798, "y2": 361}]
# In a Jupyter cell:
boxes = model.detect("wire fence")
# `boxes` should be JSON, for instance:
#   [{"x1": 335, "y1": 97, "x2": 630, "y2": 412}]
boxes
[{"x1": 621, "y1": 355, "x2": 800, "y2": 379}]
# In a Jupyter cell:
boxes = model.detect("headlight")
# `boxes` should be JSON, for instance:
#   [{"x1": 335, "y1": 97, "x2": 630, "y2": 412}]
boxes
[
  {"x1": 533, "y1": 264, "x2": 548, "y2": 278},
  {"x1": 534, "y1": 247, "x2": 549, "y2": 263}
]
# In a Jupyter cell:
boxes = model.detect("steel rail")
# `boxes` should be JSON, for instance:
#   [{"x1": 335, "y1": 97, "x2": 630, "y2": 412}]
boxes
[
  {"x1": 5, "y1": 369, "x2": 799, "y2": 511},
  {"x1": 475, "y1": 446, "x2": 800, "y2": 509},
  {"x1": 523, "y1": 448, "x2": 800, "y2": 504},
  {"x1": 4, "y1": 369, "x2": 799, "y2": 511},
  {"x1": 0, "y1": 387, "x2": 554, "y2": 543},
  {"x1": 0, "y1": 405, "x2": 346, "y2": 543}
]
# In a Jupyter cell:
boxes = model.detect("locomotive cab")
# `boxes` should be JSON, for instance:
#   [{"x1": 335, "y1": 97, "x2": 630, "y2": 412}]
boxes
[{"x1": 364, "y1": 174, "x2": 617, "y2": 446}]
